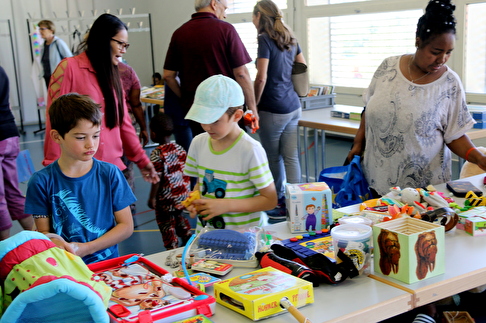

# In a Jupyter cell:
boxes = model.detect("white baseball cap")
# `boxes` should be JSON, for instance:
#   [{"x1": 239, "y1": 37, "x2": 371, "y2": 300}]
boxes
[{"x1": 185, "y1": 75, "x2": 244, "y2": 124}]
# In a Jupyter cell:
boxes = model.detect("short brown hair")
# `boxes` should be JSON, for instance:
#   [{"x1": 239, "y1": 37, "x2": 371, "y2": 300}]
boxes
[
  {"x1": 38, "y1": 20, "x2": 56, "y2": 34},
  {"x1": 49, "y1": 93, "x2": 102, "y2": 138},
  {"x1": 225, "y1": 106, "x2": 243, "y2": 117}
]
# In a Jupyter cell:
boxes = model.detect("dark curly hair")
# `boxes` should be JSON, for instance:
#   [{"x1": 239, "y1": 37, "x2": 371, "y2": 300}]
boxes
[
  {"x1": 150, "y1": 113, "x2": 174, "y2": 144},
  {"x1": 416, "y1": 0, "x2": 456, "y2": 46}
]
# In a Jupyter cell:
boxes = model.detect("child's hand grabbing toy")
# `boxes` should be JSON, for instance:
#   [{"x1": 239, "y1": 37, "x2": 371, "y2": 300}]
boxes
[{"x1": 181, "y1": 191, "x2": 201, "y2": 216}]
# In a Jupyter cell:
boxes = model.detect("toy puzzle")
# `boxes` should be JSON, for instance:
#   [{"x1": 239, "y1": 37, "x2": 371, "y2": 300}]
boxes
[{"x1": 281, "y1": 231, "x2": 335, "y2": 261}]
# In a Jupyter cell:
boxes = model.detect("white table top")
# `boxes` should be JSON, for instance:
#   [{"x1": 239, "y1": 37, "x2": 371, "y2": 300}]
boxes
[
  {"x1": 369, "y1": 174, "x2": 486, "y2": 307},
  {"x1": 144, "y1": 174, "x2": 486, "y2": 322},
  {"x1": 145, "y1": 249, "x2": 412, "y2": 323}
]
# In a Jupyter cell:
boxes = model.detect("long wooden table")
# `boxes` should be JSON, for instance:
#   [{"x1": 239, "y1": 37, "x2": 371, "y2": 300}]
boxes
[{"x1": 298, "y1": 106, "x2": 486, "y2": 182}]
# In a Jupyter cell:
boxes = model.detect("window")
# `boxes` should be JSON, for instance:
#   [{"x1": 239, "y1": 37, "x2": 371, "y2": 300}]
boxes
[
  {"x1": 233, "y1": 22, "x2": 258, "y2": 79},
  {"x1": 465, "y1": 3, "x2": 486, "y2": 94},
  {"x1": 226, "y1": 0, "x2": 287, "y2": 14},
  {"x1": 307, "y1": 0, "x2": 369, "y2": 5},
  {"x1": 308, "y1": 10, "x2": 421, "y2": 87}
]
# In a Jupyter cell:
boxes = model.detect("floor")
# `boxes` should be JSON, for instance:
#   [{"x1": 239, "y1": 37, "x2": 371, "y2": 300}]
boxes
[{"x1": 12, "y1": 122, "x2": 479, "y2": 322}]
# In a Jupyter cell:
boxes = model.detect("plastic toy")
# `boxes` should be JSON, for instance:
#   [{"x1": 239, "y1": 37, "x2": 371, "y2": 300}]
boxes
[
  {"x1": 181, "y1": 190, "x2": 201, "y2": 208},
  {"x1": 270, "y1": 243, "x2": 358, "y2": 285},
  {"x1": 196, "y1": 229, "x2": 254, "y2": 260},
  {"x1": 255, "y1": 251, "x2": 318, "y2": 286},
  {"x1": 243, "y1": 110, "x2": 259, "y2": 134}
]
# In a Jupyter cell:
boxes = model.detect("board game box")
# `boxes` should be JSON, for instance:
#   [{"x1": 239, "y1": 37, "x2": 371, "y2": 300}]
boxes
[
  {"x1": 285, "y1": 182, "x2": 333, "y2": 233},
  {"x1": 281, "y1": 231, "x2": 335, "y2": 261},
  {"x1": 214, "y1": 267, "x2": 314, "y2": 321},
  {"x1": 88, "y1": 254, "x2": 216, "y2": 323}
]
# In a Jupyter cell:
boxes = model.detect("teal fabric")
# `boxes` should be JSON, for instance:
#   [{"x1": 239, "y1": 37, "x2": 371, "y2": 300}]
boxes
[{"x1": 0, "y1": 278, "x2": 108, "y2": 323}]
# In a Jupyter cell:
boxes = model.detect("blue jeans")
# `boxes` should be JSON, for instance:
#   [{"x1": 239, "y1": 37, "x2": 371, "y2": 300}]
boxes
[{"x1": 258, "y1": 109, "x2": 302, "y2": 199}]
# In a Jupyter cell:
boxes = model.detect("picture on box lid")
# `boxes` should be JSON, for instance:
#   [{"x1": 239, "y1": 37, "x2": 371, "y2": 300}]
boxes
[{"x1": 94, "y1": 263, "x2": 192, "y2": 317}]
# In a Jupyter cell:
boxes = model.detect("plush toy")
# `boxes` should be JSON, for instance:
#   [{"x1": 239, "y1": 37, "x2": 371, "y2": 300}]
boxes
[{"x1": 459, "y1": 146, "x2": 486, "y2": 179}]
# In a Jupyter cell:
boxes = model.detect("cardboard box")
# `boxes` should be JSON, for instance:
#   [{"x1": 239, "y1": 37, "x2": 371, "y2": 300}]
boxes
[
  {"x1": 372, "y1": 217, "x2": 445, "y2": 284},
  {"x1": 456, "y1": 206, "x2": 486, "y2": 231},
  {"x1": 465, "y1": 216, "x2": 486, "y2": 236},
  {"x1": 285, "y1": 182, "x2": 333, "y2": 233},
  {"x1": 331, "y1": 110, "x2": 350, "y2": 119},
  {"x1": 214, "y1": 267, "x2": 314, "y2": 321}
]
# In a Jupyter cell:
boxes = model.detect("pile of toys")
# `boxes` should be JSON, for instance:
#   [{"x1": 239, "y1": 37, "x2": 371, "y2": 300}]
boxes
[{"x1": 356, "y1": 186, "x2": 459, "y2": 231}]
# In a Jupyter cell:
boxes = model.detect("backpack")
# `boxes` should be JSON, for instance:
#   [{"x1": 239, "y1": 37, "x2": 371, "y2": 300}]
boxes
[{"x1": 0, "y1": 231, "x2": 111, "y2": 323}]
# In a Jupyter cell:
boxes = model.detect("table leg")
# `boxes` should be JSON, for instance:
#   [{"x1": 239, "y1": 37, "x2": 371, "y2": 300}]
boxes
[
  {"x1": 143, "y1": 102, "x2": 158, "y2": 148},
  {"x1": 313, "y1": 129, "x2": 318, "y2": 181},
  {"x1": 321, "y1": 130, "x2": 326, "y2": 180},
  {"x1": 303, "y1": 126, "x2": 309, "y2": 182}
]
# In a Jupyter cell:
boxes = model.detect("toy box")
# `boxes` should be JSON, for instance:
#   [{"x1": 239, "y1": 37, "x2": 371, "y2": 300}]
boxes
[
  {"x1": 285, "y1": 182, "x2": 333, "y2": 233},
  {"x1": 214, "y1": 267, "x2": 314, "y2": 321},
  {"x1": 464, "y1": 216, "x2": 486, "y2": 236},
  {"x1": 187, "y1": 227, "x2": 262, "y2": 268},
  {"x1": 372, "y1": 217, "x2": 445, "y2": 284},
  {"x1": 456, "y1": 206, "x2": 486, "y2": 231},
  {"x1": 88, "y1": 254, "x2": 216, "y2": 323}
]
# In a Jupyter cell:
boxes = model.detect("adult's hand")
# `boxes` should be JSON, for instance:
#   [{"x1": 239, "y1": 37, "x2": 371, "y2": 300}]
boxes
[{"x1": 140, "y1": 162, "x2": 160, "y2": 184}]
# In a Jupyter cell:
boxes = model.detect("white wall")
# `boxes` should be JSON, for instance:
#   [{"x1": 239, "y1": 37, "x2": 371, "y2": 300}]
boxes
[{"x1": 0, "y1": 0, "x2": 193, "y2": 127}]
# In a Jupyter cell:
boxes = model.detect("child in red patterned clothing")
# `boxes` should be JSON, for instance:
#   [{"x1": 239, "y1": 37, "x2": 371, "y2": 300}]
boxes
[{"x1": 148, "y1": 113, "x2": 192, "y2": 250}]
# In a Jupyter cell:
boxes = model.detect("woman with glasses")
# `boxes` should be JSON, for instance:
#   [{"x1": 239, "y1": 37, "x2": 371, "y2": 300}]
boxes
[
  {"x1": 43, "y1": 13, "x2": 159, "y2": 184},
  {"x1": 37, "y1": 20, "x2": 73, "y2": 88},
  {"x1": 252, "y1": 0, "x2": 306, "y2": 219}
]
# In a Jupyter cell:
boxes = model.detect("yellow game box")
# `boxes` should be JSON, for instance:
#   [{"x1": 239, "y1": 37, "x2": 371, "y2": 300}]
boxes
[{"x1": 214, "y1": 267, "x2": 314, "y2": 321}]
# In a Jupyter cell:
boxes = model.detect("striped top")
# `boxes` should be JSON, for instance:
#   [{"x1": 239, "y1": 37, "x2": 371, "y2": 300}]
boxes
[{"x1": 184, "y1": 130, "x2": 273, "y2": 231}]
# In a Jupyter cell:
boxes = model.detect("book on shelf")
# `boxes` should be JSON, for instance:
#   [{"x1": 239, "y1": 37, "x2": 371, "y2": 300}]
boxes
[
  {"x1": 307, "y1": 86, "x2": 321, "y2": 97},
  {"x1": 307, "y1": 85, "x2": 334, "y2": 97}
]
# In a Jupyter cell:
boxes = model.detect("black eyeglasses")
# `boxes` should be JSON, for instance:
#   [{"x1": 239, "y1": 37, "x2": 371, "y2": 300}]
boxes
[{"x1": 111, "y1": 38, "x2": 130, "y2": 50}]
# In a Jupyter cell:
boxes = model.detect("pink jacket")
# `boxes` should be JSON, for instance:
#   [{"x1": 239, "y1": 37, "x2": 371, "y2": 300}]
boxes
[{"x1": 43, "y1": 52, "x2": 150, "y2": 170}]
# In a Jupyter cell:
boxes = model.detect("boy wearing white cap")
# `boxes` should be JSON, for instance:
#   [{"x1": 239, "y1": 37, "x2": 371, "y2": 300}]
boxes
[{"x1": 184, "y1": 75, "x2": 277, "y2": 231}]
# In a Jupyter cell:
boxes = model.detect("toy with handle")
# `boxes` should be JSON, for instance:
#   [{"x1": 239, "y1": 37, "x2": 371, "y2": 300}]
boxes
[{"x1": 280, "y1": 297, "x2": 312, "y2": 323}]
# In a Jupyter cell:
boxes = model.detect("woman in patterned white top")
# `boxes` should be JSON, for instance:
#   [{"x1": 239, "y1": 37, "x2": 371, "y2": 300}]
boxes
[{"x1": 347, "y1": 0, "x2": 486, "y2": 196}]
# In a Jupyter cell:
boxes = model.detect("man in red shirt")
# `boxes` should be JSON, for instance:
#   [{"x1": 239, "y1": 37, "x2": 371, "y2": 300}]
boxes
[{"x1": 163, "y1": 0, "x2": 258, "y2": 137}]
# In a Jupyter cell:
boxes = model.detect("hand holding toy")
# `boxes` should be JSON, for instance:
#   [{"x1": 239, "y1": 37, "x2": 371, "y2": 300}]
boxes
[
  {"x1": 181, "y1": 190, "x2": 201, "y2": 208},
  {"x1": 243, "y1": 110, "x2": 259, "y2": 134}
]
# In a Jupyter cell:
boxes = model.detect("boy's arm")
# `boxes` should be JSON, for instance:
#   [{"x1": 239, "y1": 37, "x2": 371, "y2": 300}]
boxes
[
  {"x1": 192, "y1": 183, "x2": 277, "y2": 220},
  {"x1": 34, "y1": 216, "x2": 76, "y2": 253},
  {"x1": 73, "y1": 206, "x2": 134, "y2": 258}
]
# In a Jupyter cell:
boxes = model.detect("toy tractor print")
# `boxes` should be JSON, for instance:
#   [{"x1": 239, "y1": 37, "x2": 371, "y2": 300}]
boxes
[{"x1": 202, "y1": 169, "x2": 227, "y2": 198}]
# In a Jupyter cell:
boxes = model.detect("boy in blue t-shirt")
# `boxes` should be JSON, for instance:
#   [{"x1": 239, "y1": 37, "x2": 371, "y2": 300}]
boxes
[{"x1": 25, "y1": 93, "x2": 136, "y2": 264}]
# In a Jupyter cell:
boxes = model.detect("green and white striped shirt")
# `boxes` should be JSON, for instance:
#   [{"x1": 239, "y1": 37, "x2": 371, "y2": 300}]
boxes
[{"x1": 184, "y1": 130, "x2": 273, "y2": 231}]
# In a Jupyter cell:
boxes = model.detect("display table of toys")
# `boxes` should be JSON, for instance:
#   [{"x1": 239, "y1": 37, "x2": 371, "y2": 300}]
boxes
[{"x1": 6, "y1": 176, "x2": 486, "y2": 323}]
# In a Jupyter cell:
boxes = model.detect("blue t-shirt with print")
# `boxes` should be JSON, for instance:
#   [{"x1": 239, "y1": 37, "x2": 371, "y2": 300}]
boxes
[{"x1": 25, "y1": 158, "x2": 136, "y2": 264}]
